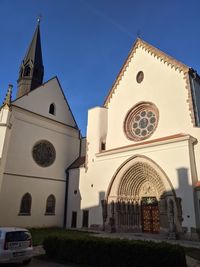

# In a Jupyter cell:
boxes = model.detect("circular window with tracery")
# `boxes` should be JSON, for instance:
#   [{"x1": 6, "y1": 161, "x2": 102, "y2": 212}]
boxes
[
  {"x1": 32, "y1": 140, "x2": 56, "y2": 167},
  {"x1": 124, "y1": 102, "x2": 159, "y2": 141}
]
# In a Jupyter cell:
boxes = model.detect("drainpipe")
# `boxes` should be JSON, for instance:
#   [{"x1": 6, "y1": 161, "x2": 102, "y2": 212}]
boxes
[{"x1": 63, "y1": 168, "x2": 69, "y2": 228}]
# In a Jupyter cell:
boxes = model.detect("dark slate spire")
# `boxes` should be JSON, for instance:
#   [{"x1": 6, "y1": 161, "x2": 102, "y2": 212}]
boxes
[{"x1": 17, "y1": 20, "x2": 44, "y2": 98}]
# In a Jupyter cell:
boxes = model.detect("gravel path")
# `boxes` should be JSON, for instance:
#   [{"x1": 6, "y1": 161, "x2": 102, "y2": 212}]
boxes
[{"x1": 186, "y1": 256, "x2": 200, "y2": 267}]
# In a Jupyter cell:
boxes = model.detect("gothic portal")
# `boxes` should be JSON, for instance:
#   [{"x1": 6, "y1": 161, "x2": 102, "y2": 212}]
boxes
[{"x1": 103, "y1": 156, "x2": 182, "y2": 233}]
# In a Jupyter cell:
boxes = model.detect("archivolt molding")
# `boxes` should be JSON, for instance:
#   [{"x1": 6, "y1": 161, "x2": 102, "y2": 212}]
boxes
[
  {"x1": 117, "y1": 162, "x2": 165, "y2": 200},
  {"x1": 104, "y1": 38, "x2": 189, "y2": 108},
  {"x1": 106, "y1": 155, "x2": 176, "y2": 202}
]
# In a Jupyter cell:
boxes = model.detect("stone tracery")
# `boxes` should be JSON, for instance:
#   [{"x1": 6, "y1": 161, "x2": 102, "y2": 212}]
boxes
[
  {"x1": 117, "y1": 162, "x2": 166, "y2": 201},
  {"x1": 105, "y1": 156, "x2": 179, "y2": 233}
]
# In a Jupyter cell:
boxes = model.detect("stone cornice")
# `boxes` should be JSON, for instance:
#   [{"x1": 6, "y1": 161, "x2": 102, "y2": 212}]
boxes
[
  {"x1": 11, "y1": 104, "x2": 79, "y2": 131},
  {"x1": 96, "y1": 133, "x2": 196, "y2": 157},
  {"x1": 4, "y1": 172, "x2": 65, "y2": 182}
]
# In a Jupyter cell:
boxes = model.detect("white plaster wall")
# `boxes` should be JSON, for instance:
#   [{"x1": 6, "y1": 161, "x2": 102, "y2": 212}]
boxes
[
  {"x1": 77, "y1": 138, "x2": 197, "y2": 230},
  {"x1": 106, "y1": 47, "x2": 192, "y2": 150},
  {"x1": 196, "y1": 190, "x2": 200, "y2": 226},
  {"x1": 13, "y1": 77, "x2": 77, "y2": 127},
  {"x1": 67, "y1": 167, "x2": 105, "y2": 229},
  {"x1": 67, "y1": 168, "x2": 82, "y2": 228},
  {"x1": 86, "y1": 107, "x2": 107, "y2": 160},
  {"x1": 0, "y1": 104, "x2": 80, "y2": 227},
  {"x1": 0, "y1": 107, "x2": 12, "y2": 194},
  {"x1": 0, "y1": 108, "x2": 10, "y2": 158},
  {"x1": 4, "y1": 107, "x2": 80, "y2": 179},
  {"x1": 0, "y1": 127, "x2": 7, "y2": 159},
  {"x1": 101, "y1": 46, "x2": 200, "y2": 185},
  {"x1": 0, "y1": 174, "x2": 65, "y2": 227},
  {"x1": 82, "y1": 45, "x2": 200, "y2": 231}
]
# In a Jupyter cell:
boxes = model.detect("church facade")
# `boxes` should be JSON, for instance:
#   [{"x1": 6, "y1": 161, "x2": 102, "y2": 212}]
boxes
[
  {"x1": 0, "y1": 23, "x2": 200, "y2": 239},
  {"x1": 0, "y1": 23, "x2": 81, "y2": 227}
]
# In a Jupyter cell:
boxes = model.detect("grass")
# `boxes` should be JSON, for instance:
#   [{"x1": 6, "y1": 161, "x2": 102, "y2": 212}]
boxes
[{"x1": 29, "y1": 227, "x2": 90, "y2": 246}]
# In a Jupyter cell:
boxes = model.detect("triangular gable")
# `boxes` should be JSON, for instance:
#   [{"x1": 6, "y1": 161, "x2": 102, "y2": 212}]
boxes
[
  {"x1": 12, "y1": 77, "x2": 78, "y2": 128},
  {"x1": 103, "y1": 38, "x2": 189, "y2": 108}
]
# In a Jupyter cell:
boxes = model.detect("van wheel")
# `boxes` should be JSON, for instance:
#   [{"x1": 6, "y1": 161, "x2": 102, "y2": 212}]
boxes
[{"x1": 22, "y1": 258, "x2": 32, "y2": 265}]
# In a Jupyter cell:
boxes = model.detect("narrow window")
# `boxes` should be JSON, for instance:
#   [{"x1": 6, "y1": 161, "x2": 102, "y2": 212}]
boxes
[
  {"x1": 45, "y1": 194, "x2": 56, "y2": 215},
  {"x1": 71, "y1": 211, "x2": 77, "y2": 228},
  {"x1": 82, "y1": 210, "x2": 89, "y2": 228},
  {"x1": 101, "y1": 142, "x2": 106, "y2": 151},
  {"x1": 24, "y1": 66, "x2": 31, "y2": 77},
  {"x1": 49, "y1": 103, "x2": 55, "y2": 115},
  {"x1": 19, "y1": 193, "x2": 32, "y2": 215}
]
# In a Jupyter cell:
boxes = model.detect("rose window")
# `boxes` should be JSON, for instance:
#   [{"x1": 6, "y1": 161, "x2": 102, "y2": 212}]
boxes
[
  {"x1": 124, "y1": 102, "x2": 159, "y2": 141},
  {"x1": 32, "y1": 140, "x2": 56, "y2": 167}
]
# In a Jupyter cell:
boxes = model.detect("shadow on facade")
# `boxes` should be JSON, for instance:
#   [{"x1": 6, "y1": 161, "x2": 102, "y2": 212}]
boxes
[{"x1": 68, "y1": 167, "x2": 200, "y2": 240}]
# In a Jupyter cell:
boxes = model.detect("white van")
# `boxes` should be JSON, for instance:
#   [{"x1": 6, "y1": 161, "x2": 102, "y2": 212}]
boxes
[{"x1": 0, "y1": 227, "x2": 33, "y2": 264}]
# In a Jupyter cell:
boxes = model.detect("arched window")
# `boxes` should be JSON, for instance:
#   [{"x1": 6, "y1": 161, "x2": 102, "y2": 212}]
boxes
[
  {"x1": 49, "y1": 103, "x2": 55, "y2": 115},
  {"x1": 45, "y1": 194, "x2": 56, "y2": 215},
  {"x1": 19, "y1": 193, "x2": 32, "y2": 215},
  {"x1": 24, "y1": 66, "x2": 31, "y2": 77}
]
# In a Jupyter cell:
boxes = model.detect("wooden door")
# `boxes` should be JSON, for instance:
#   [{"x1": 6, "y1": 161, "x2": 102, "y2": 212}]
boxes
[
  {"x1": 142, "y1": 200, "x2": 159, "y2": 233},
  {"x1": 82, "y1": 210, "x2": 89, "y2": 228}
]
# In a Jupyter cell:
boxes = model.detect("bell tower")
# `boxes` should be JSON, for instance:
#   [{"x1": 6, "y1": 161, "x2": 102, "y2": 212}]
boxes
[{"x1": 17, "y1": 20, "x2": 44, "y2": 98}]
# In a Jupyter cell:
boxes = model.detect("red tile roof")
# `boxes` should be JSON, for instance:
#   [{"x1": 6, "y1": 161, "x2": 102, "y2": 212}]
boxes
[{"x1": 69, "y1": 156, "x2": 85, "y2": 169}]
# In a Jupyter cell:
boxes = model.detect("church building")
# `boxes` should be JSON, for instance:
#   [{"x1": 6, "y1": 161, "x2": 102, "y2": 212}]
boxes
[
  {"x1": 0, "y1": 22, "x2": 81, "y2": 227},
  {"x1": 0, "y1": 22, "x2": 200, "y2": 239}
]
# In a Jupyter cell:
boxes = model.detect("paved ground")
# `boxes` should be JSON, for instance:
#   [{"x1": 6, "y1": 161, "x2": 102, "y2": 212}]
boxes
[
  {"x1": 1, "y1": 258, "x2": 69, "y2": 267},
  {"x1": 1, "y1": 256, "x2": 198, "y2": 267},
  {"x1": 91, "y1": 231, "x2": 200, "y2": 248},
  {"x1": 29, "y1": 258, "x2": 68, "y2": 266}
]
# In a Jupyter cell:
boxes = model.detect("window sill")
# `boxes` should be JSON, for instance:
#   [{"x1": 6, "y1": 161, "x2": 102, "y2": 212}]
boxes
[
  {"x1": 45, "y1": 213, "x2": 55, "y2": 216},
  {"x1": 18, "y1": 213, "x2": 31, "y2": 216}
]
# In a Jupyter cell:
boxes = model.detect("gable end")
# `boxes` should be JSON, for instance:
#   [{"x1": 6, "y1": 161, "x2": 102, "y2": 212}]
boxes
[{"x1": 103, "y1": 38, "x2": 189, "y2": 108}]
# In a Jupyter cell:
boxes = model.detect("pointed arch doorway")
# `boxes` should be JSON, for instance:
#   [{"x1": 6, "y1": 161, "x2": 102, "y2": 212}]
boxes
[{"x1": 104, "y1": 155, "x2": 179, "y2": 233}]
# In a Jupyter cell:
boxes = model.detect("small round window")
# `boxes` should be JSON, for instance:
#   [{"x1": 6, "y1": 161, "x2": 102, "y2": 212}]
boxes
[
  {"x1": 124, "y1": 102, "x2": 159, "y2": 141},
  {"x1": 136, "y1": 71, "x2": 144, "y2": 83},
  {"x1": 32, "y1": 140, "x2": 56, "y2": 167}
]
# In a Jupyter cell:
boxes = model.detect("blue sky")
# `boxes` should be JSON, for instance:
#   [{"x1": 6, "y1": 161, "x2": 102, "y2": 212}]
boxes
[{"x1": 0, "y1": 0, "x2": 200, "y2": 135}]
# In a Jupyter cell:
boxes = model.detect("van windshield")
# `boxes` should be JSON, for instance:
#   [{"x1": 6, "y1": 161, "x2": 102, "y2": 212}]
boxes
[{"x1": 6, "y1": 231, "x2": 31, "y2": 242}]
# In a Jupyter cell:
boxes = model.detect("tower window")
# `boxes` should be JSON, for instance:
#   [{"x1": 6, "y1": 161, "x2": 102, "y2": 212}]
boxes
[
  {"x1": 101, "y1": 142, "x2": 106, "y2": 151},
  {"x1": 24, "y1": 66, "x2": 31, "y2": 77},
  {"x1": 49, "y1": 103, "x2": 55, "y2": 115}
]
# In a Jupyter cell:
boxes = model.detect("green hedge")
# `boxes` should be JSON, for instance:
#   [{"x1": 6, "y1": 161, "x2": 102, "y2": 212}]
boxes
[{"x1": 43, "y1": 236, "x2": 187, "y2": 267}]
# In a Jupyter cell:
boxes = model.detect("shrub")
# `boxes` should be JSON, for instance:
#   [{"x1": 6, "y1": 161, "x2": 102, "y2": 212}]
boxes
[{"x1": 43, "y1": 235, "x2": 187, "y2": 267}]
